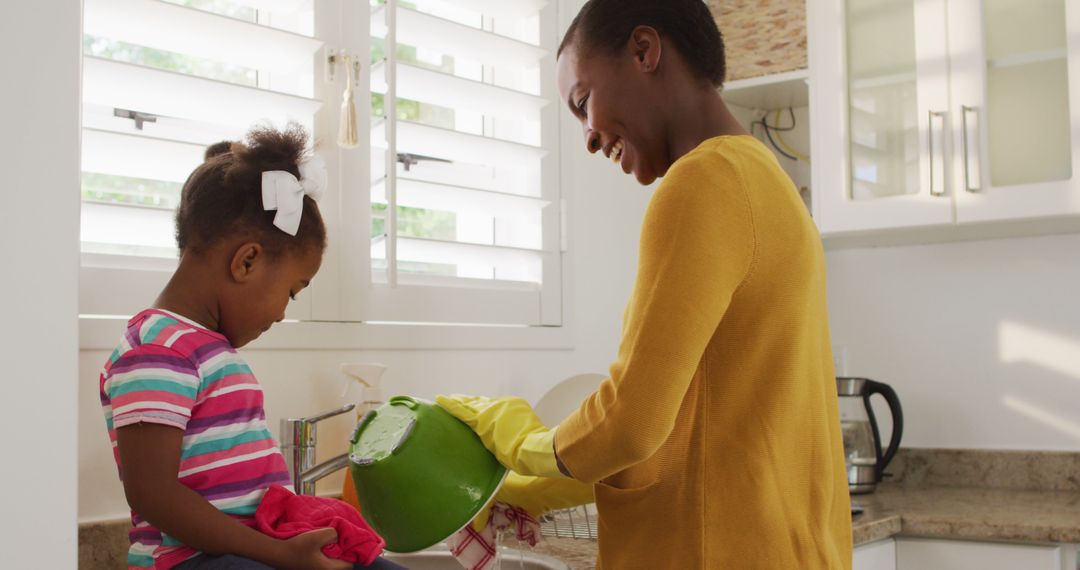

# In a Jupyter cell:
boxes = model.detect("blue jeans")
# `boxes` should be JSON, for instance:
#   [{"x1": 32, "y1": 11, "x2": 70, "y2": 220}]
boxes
[{"x1": 174, "y1": 554, "x2": 407, "y2": 570}]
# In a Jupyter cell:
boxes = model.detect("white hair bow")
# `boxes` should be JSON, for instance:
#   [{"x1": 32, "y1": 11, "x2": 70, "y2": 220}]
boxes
[{"x1": 261, "y1": 155, "x2": 327, "y2": 236}]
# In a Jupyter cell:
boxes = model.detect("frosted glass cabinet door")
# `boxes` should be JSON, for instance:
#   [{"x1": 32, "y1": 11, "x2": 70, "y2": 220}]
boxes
[
  {"x1": 949, "y1": 0, "x2": 1080, "y2": 223},
  {"x1": 810, "y1": 0, "x2": 955, "y2": 234},
  {"x1": 846, "y1": 0, "x2": 920, "y2": 203}
]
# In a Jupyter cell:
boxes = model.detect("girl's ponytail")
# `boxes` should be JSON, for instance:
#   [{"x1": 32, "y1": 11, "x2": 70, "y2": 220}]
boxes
[{"x1": 175, "y1": 124, "x2": 326, "y2": 256}]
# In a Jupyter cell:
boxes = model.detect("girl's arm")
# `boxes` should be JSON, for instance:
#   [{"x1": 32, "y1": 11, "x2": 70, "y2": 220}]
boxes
[{"x1": 117, "y1": 423, "x2": 350, "y2": 570}]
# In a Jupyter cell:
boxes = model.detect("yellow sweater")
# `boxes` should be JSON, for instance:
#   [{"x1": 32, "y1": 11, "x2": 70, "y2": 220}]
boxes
[{"x1": 556, "y1": 136, "x2": 852, "y2": 569}]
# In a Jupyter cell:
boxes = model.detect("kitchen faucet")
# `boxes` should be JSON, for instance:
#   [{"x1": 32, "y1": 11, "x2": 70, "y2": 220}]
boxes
[{"x1": 280, "y1": 403, "x2": 356, "y2": 496}]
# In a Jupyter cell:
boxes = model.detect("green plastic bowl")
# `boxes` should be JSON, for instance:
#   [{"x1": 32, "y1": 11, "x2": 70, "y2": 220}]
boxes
[{"x1": 348, "y1": 396, "x2": 507, "y2": 553}]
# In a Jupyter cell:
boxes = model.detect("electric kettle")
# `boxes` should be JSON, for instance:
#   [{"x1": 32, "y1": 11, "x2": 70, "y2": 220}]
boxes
[{"x1": 837, "y1": 377, "x2": 903, "y2": 494}]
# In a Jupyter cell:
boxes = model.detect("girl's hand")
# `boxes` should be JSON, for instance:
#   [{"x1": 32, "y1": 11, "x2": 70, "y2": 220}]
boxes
[
  {"x1": 116, "y1": 425, "x2": 353, "y2": 569},
  {"x1": 278, "y1": 529, "x2": 352, "y2": 570}
]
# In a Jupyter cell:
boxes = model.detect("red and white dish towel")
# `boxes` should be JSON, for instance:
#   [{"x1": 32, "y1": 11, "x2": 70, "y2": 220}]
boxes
[{"x1": 446, "y1": 503, "x2": 541, "y2": 570}]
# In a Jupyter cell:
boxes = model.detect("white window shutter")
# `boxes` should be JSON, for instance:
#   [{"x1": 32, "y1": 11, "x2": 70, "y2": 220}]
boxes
[
  {"x1": 79, "y1": 0, "x2": 565, "y2": 331},
  {"x1": 366, "y1": 0, "x2": 562, "y2": 326},
  {"x1": 79, "y1": 0, "x2": 323, "y2": 260}
]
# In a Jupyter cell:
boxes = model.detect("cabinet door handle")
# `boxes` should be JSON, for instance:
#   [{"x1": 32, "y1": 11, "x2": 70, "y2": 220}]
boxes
[
  {"x1": 928, "y1": 110, "x2": 947, "y2": 197},
  {"x1": 961, "y1": 105, "x2": 981, "y2": 193}
]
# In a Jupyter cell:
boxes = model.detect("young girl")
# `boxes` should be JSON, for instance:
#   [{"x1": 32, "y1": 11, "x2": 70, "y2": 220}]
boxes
[{"x1": 99, "y1": 125, "x2": 403, "y2": 570}]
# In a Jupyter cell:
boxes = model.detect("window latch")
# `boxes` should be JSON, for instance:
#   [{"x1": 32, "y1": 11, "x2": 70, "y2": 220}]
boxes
[
  {"x1": 113, "y1": 108, "x2": 158, "y2": 130},
  {"x1": 396, "y1": 152, "x2": 452, "y2": 172}
]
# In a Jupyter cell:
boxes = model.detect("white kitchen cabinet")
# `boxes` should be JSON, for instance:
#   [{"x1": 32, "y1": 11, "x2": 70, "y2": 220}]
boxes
[
  {"x1": 896, "y1": 537, "x2": 1077, "y2": 570},
  {"x1": 809, "y1": 0, "x2": 1080, "y2": 235},
  {"x1": 947, "y1": 0, "x2": 1080, "y2": 223},
  {"x1": 854, "y1": 538, "x2": 897, "y2": 570},
  {"x1": 809, "y1": 0, "x2": 954, "y2": 234}
]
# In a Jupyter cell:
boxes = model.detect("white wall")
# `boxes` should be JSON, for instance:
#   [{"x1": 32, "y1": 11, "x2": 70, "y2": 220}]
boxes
[
  {"x1": 826, "y1": 233, "x2": 1080, "y2": 451},
  {"x1": 0, "y1": 2, "x2": 82, "y2": 567},
  {"x1": 78, "y1": 0, "x2": 652, "y2": 522}
]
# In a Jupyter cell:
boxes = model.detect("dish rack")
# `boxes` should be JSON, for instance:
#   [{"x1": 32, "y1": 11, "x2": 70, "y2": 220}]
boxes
[{"x1": 540, "y1": 504, "x2": 598, "y2": 540}]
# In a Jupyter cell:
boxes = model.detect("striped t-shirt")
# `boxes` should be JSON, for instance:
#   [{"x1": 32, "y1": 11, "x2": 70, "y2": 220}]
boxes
[{"x1": 100, "y1": 308, "x2": 292, "y2": 570}]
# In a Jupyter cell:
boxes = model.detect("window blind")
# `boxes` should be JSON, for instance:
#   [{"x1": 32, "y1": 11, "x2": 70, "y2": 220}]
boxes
[
  {"x1": 368, "y1": 0, "x2": 556, "y2": 295},
  {"x1": 80, "y1": 0, "x2": 323, "y2": 258}
]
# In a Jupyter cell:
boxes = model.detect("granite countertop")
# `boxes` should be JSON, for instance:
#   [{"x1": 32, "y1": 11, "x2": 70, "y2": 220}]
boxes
[
  {"x1": 850, "y1": 496, "x2": 903, "y2": 545},
  {"x1": 529, "y1": 538, "x2": 601, "y2": 570},
  {"x1": 855, "y1": 484, "x2": 1080, "y2": 544},
  {"x1": 526, "y1": 483, "x2": 1080, "y2": 570}
]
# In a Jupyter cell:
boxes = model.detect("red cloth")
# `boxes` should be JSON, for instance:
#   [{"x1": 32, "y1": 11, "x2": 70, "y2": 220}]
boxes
[{"x1": 254, "y1": 485, "x2": 386, "y2": 566}]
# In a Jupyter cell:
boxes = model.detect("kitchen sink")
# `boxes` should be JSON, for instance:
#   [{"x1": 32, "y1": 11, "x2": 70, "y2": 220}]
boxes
[{"x1": 382, "y1": 544, "x2": 569, "y2": 570}]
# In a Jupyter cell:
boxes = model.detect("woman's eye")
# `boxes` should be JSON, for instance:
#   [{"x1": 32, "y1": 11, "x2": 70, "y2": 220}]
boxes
[{"x1": 577, "y1": 95, "x2": 590, "y2": 115}]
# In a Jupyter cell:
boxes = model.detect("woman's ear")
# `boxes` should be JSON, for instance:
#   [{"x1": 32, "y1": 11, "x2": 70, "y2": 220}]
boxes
[
  {"x1": 629, "y1": 25, "x2": 662, "y2": 73},
  {"x1": 229, "y1": 242, "x2": 264, "y2": 283}
]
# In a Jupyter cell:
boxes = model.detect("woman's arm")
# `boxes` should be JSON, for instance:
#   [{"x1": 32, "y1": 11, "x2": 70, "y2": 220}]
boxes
[
  {"x1": 555, "y1": 150, "x2": 756, "y2": 483},
  {"x1": 116, "y1": 423, "x2": 349, "y2": 570}
]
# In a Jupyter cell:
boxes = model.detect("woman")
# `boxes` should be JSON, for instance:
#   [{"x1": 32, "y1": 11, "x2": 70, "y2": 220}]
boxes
[{"x1": 439, "y1": 1, "x2": 852, "y2": 567}]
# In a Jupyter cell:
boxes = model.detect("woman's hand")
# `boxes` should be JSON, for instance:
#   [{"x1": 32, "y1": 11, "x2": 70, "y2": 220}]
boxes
[
  {"x1": 471, "y1": 472, "x2": 594, "y2": 531},
  {"x1": 436, "y1": 395, "x2": 567, "y2": 478},
  {"x1": 277, "y1": 529, "x2": 352, "y2": 570}
]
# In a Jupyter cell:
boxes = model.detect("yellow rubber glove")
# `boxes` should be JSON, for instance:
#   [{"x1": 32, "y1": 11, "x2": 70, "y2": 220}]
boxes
[
  {"x1": 435, "y1": 395, "x2": 565, "y2": 479},
  {"x1": 471, "y1": 472, "x2": 595, "y2": 531}
]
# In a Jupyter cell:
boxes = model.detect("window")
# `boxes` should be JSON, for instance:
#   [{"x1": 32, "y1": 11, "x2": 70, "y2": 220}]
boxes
[
  {"x1": 359, "y1": 0, "x2": 562, "y2": 326},
  {"x1": 79, "y1": 0, "x2": 566, "y2": 339},
  {"x1": 79, "y1": 0, "x2": 328, "y2": 318},
  {"x1": 80, "y1": 0, "x2": 320, "y2": 260}
]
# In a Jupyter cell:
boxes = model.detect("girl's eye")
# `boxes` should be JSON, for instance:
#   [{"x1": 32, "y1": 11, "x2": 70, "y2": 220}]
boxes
[{"x1": 576, "y1": 94, "x2": 590, "y2": 115}]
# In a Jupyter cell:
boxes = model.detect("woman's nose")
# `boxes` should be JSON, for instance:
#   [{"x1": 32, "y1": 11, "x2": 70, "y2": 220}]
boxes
[{"x1": 585, "y1": 129, "x2": 601, "y2": 154}]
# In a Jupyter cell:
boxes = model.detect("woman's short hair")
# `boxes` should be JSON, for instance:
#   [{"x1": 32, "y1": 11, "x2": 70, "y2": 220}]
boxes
[{"x1": 559, "y1": 0, "x2": 726, "y2": 87}]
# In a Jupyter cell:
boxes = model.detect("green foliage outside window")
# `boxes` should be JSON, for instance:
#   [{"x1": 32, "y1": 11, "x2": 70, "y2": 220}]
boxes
[
  {"x1": 85, "y1": 0, "x2": 460, "y2": 268},
  {"x1": 82, "y1": 173, "x2": 182, "y2": 210},
  {"x1": 83, "y1": 36, "x2": 257, "y2": 86},
  {"x1": 371, "y1": 203, "x2": 457, "y2": 241},
  {"x1": 368, "y1": 10, "x2": 460, "y2": 250},
  {"x1": 371, "y1": 204, "x2": 459, "y2": 277},
  {"x1": 369, "y1": 37, "x2": 456, "y2": 128},
  {"x1": 81, "y1": 32, "x2": 251, "y2": 208}
]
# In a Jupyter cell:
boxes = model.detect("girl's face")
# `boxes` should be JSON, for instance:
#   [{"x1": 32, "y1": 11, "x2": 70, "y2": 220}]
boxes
[
  {"x1": 556, "y1": 30, "x2": 670, "y2": 185},
  {"x1": 220, "y1": 244, "x2": 323, "y2": 348}
]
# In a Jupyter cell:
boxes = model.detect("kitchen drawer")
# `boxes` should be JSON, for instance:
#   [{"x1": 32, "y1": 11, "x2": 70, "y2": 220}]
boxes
[
  {"x1": 897, "y1": 537, "x2": 1068, "y2": 570},
  {"x1": 854, "y1": 538, "x2": 897, "y2": 570}
]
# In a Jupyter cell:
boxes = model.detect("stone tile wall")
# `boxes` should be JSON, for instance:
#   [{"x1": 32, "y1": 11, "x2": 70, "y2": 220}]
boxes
[{"x1": 708, "y1": 0, "x2": 808, "y2": 81}]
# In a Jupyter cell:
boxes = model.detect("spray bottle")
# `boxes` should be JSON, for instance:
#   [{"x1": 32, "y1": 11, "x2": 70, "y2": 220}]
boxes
[{"x1": 340, "y1": 362, "x2": 387, "y2": 415}]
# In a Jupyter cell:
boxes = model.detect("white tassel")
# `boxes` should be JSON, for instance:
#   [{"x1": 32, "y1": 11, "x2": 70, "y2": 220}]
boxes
[{"x1": 338, "y1": 54, "x2": 360, "y2": 149}]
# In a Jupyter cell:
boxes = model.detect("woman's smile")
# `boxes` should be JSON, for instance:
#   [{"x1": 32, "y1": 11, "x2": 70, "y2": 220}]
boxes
[
  {"x1": 608, "y1": 138, "x2": 624, "y2": 163},
  {"x1": 605, "y1": 137, "x2": 632, "y2": 174}
]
